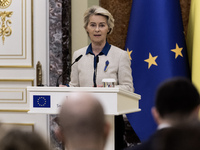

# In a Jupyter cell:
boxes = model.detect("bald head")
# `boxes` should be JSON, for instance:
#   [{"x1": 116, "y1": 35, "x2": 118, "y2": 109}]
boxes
[{"x1": 58, "y1": 93, "x2": 108, "y2": 149}]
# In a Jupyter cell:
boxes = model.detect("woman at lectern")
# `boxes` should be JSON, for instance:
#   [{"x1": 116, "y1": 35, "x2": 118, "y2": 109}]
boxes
[
  {"x1": 68, "y1": 5, "x2": 134, "y2": 92},
  {"x1": 63, "y1": 5, "x2": 134, "y2": 150}
]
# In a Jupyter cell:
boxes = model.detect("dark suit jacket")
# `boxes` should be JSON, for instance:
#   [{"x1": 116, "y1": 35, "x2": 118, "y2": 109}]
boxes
[{"x1": 125, "y1": 128, "x2": 170, "y2": 150}]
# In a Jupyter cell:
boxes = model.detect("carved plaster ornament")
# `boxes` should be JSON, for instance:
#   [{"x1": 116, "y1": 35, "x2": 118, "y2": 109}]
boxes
[
  {"x1": 0, "y1": 0, "x2": 12, "y2": 9},
  {"x1": 0, "y1": 11, "x2": 13, "y2": 45},
  {"x1": 0, "y1": 0, "x2": 13, "y2": 45}
]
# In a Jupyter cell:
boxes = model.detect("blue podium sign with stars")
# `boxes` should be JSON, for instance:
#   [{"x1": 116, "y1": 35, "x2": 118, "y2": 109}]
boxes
[
  {"x1": 125, "y1": 0, "x2": 190, "y2": 141},
  {"x1": 33, "y1": 95, "x2": 51, "y2": 108}
]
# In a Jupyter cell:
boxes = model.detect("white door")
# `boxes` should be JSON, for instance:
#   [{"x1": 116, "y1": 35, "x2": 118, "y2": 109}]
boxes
[{"x1": 0, "y1": 0, "x2": 49, "y2": 141}]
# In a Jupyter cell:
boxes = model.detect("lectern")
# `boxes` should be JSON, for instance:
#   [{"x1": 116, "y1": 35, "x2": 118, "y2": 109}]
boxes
[{"x1": 27, "y1": 86, "x2": 141, "y2": 150}]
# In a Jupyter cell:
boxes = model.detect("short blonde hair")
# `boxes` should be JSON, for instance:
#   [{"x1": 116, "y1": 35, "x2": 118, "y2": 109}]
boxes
[{"x1": 83, "y1": 5, "x2": 115, "y2": 34}]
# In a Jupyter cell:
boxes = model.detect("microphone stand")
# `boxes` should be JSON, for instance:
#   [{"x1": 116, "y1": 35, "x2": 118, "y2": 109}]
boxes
[{"x1": 56, "y1": 55, "x2": 83, "y2": 87}]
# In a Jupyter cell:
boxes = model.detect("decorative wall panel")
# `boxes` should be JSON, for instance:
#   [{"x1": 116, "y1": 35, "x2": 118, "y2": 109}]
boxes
[
  {"x1": 0, "y1": 79, "x2": 33, "y2": 111},
  {"x1": 0, "y1": 89, "x2": 24, "y2": 102},
  {"x1": 0, "y1": 0, "x2": 33, "y2": 67}
]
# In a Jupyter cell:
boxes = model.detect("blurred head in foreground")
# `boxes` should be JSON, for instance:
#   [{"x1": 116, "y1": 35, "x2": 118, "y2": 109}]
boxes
[
  {"x1": 0, "y1": 129, "x2": 49, "y2": 150},
  {"x1": 58, "y1": 93, "x2": 110, "y2": 150},
  {"x1": 152, "y1": 77, "x2": 200, "y2": 126}
]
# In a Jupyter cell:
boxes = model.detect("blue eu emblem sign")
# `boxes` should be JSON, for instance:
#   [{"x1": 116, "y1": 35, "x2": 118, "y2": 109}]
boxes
[{"x1": 33, "y1": 95, "x2": 51, "y2": 108}]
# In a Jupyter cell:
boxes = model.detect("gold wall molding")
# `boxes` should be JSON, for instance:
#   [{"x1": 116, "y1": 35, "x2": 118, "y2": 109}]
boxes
[
  {"x1": 1, "y1": 122, "x2": 34, "y2": 132},
  {"x1": 0, "y1": 79, "x2": 34, "y2": 111},
  {"x1": 0, "y1": 109, "x2": 29, "y2": 112},
  {"x1": 0, "y1": 79, "x2": 34, "y2": 86},
  {"x1": 0, "y1": 0, "x2": 12, "y2": 9}
]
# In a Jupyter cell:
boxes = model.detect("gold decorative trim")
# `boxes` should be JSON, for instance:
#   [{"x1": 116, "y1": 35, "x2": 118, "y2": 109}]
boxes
[
  {"x1": 1, "y1": 122, "x2": 34, "y2": 126},
  {"x1": 0, "y1": 79, "x2": 34, "y2": 86},
  {"x1": 0, "y1": 11, "x2": 13, "y2": 45},
  {"x1": 0, "y1": 65, "x2": 33, "y2": 68},
  {"x1": 0, "y1": 0, "x2": 12, "y2": 9},
  {"x1": 29, "y1": 0, "x2": 34, "y2": 68},
  {"x1": 1, "y1": 122, "x2": 34, "y2": 132},
  {"x1": 25, "y1": 0, "x2": 26, "y2": 59},
  {"x1": 0, "y1": 109, "x2": 29, "y2": 112}
]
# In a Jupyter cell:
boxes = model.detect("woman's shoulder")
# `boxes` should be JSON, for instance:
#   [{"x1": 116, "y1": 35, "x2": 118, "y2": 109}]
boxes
[
  {"x1": 72, "y1": 46, "x2": 88, "y2": 58},
  {"x1": 74, "y1": 46, "x2": 88, "y2": 54},
  {"x1": 110, "y1": 45, "x2": 128, "y2": 54}
]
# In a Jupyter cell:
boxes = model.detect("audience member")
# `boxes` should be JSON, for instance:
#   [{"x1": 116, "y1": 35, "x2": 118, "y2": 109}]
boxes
[
  {"x1": 152, "y1": 121, "x2": 200, "y2": 150},
  {"x1": 0, "y1": 129, "x2": 50, "y2": 150},
  {"x1": 57, "y1": 93, "x2": 110, "y2": 150},
  {"x1": 0, "y1": 123, "x2": 6, "y2": 142},
  {"x1": 126, "y1": 77, "x2": 200, "y2": 150}
]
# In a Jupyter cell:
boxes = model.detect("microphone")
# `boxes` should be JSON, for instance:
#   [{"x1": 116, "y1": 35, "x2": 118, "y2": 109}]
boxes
[
  {"x1": 56, "y1": 54, "x2": 83, "y2": 87},
  {"x1": 71, "y1": 54, "x2": 83, "y2": 66},
  {"x1": 94, "y1": 55, "x2": 99, "y2": 87}
]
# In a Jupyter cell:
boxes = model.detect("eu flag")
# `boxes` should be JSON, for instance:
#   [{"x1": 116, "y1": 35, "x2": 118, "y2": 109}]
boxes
[
  {"x1": 125, "y1": 0, "x2": 190, "y2": 141},
  {"x1": 33, "y1": 95, "x2": 51, "y2": 108}
]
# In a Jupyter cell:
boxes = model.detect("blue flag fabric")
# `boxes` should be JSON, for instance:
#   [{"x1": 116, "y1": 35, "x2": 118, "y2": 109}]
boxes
[
  {"x1": 125, "y1": 0, "x2": 190, "y2": 141},
  {"x1": 33, "y1": 95, "x2": 51, "y2": 108}
]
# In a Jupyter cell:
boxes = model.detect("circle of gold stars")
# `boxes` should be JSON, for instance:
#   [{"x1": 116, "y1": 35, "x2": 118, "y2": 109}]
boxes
[
  {"x1": 37, "y1": 97, "x2": 47, "y2": 106},
  {"x1": 0, "y1": 0, "x2": 12, "y2": 9}
]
